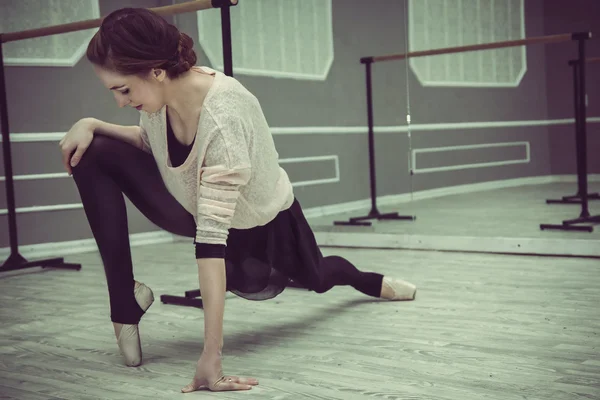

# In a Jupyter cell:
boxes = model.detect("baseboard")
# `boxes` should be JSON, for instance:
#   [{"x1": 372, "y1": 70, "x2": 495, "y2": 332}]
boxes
[
  {"x1": 1, "y1": 174, "x2": 597, "y2": 260},
  {"x1": 303, "y1": 174, "x2": 600, "y2": 220},
  {"x1": 552, "y1": 174, "x2": 600, "y2": 183},
  {"x1": 0, "y1": 231, "x2": 176, "y2": 261}
]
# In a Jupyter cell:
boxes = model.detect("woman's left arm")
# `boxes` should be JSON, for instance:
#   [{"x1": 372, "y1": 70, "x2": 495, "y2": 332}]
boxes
[
  {"x1": 181, "y1": 257, "x2": 231, "y2": 393},
  {"x1": 182, "y1": 248, "x2": 259, "y2": 394},
  {"x1": 196, "y1": 257, "x2": 226, "y2": 356},
  {"x1": 182, "y1": 121, "x2": 256, "y2": 393}
]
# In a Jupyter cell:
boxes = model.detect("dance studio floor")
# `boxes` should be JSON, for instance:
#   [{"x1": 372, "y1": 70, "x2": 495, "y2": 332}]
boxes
[
  {"x1": 310, "y1": 182, "x2": 600, "y2": 258},
  {"x1": 1, "y1": 239, "x2": 599, "y2": 399},
  {"x1": 1, "y1": 181, "x2": 599, "y2": 399}
]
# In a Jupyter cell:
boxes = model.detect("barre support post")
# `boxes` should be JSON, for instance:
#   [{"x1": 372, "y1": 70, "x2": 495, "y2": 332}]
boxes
[
  {"x1": 576, "y1": 33, "x2": 590, "y2": 217},
  {"x1": 160, "y1": 0, "x2": 238, "y2": 308},
  {"x1": 0, "y1": 41, "x2": 22, "y2": 265},
  {"x1": 220, "y1": 0, "x2": 233, "y2": 77},
  {"x1": 546, "y1": 57, "x2": 600, "y2": 205},
  {"x1": 334, "y1": 57, "x2": 415, "y2": 226},
  {"x1": 0, "y1": 41, "x2": 81, "y2": 272},
  {"x1": 366, "y1": 58, "x2": 378, "y2": 216},
  {"x1": 541, "y1": 31, "x2": 599, "y2": 232}
]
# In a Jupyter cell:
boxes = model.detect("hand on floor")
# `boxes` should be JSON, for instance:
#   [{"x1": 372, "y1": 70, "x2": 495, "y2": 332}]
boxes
[{"x1": 181, "y1": 351, "x2": 259, "y2": 393}]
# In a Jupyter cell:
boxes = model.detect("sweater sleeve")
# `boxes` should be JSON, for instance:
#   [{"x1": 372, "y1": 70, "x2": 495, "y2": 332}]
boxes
[{"x1": 195, "y1": 115, "x2": 252, "y2": 247}]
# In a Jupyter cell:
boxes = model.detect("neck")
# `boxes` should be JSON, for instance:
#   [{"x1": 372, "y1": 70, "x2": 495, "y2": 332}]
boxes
[{"x1": 164, "y1": 68, "x2": 212, "y2": 122}]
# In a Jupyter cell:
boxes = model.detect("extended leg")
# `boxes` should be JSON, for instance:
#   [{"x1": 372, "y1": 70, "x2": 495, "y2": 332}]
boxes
[
  {"x1": 312, "y1": 255, "x2": 384, "y2": 297},
  {"x1": 283, "y1": 200, "x2": 415, "y2": 299}
]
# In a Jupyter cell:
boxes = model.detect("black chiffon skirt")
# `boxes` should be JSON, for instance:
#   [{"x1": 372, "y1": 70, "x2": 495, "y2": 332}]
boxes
[{"x1": 224, "y1": 199, "x2": 320, "y2": 300}]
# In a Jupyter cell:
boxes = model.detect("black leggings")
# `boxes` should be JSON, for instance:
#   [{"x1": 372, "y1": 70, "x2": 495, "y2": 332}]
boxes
[{"x1": 72, "y1": 135, "x2": 383, "y2": 324}]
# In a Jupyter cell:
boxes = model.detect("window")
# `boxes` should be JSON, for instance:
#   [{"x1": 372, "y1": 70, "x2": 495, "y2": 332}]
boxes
[
  {"x1": 1, "y1": 0, "x2": 100, "y2": 67},
  {"x1": 197, "y1": 0, "x2": 333, "y2": 80},
  {"x1": 409, "y1": 0, "x2": 526, "y2": 87}
]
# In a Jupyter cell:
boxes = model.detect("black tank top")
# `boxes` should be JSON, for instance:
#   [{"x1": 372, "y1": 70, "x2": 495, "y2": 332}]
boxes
[{"x1": 166, "y1": 113, "x2": 195, "y2": 168}]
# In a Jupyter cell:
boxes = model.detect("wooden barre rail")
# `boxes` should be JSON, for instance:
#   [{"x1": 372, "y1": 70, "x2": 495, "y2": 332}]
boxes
[
  {"x1": 0, "y1": 0, "x2": 238, "y2": 44},
  {"x1": 363, "y1": 32, "x2": 591, "y2": 63},
  {"x1": 568, "y1": 56, "x2": 600, "y2": 66}
]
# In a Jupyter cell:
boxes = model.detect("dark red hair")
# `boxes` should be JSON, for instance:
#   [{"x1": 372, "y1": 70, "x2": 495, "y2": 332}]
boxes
[{"x1": 86, "y1": 7, "x2": 197, "y2": 79}]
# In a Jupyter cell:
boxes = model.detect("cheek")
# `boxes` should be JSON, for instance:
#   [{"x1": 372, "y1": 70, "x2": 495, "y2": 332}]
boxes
[
  {"x1": 137, "y1": 88, "x2": 153, "y2": 102},
  {"x1": 147, "y1": 90, "x2": 163, "y2": 106}
]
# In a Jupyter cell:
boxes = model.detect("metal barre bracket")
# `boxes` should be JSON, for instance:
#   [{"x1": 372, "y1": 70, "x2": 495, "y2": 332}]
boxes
[
  {"x1": 211, "y1": 0, "x2": 238, "y2": 7},
  {"x1": 571, "y1": 31, "x2": 591, "y2": 41}
]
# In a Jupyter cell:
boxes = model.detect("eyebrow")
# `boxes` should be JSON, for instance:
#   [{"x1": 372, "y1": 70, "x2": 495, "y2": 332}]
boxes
[{"x1": 109, "y1": 85, "x2": 126, "y2": 90}]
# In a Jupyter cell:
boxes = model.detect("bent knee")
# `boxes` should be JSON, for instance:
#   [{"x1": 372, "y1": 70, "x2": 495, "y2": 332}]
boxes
[{"x1": 71, "y1": 135, "x2": 121, "y2": 172}]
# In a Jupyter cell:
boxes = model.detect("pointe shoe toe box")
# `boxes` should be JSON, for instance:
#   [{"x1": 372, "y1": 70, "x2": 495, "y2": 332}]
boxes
[
  {"x1": 117, "y1": 324, "x2": 142, "y2": 367},
  {"x1": 382, "y1": 277, "x2": 417, "y2": 301},
  {"x1": 114, "y1": 282, "x2": 154, "y2": 367}
]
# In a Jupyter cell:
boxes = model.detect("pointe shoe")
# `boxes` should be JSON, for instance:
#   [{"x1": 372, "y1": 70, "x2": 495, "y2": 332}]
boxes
[
  {"x1": 113, "y1": 281, "x2": 154, "y2": 367},
  {"x1": 380, "y1": 277, "x2": 417, "y2": 301}
]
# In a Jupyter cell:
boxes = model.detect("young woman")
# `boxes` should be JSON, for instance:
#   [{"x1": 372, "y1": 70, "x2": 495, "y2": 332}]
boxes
[{"x1": 59, "y1": 7, "x2": 417, "y2": 393}]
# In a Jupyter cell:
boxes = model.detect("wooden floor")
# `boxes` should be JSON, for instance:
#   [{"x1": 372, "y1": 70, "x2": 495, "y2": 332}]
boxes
[
  {"x1": 310, "y1": 183, "x2": 600, "y2": 257},
  {"x1": 1, "y1": 241, "x2": 599, "y2": 399}
]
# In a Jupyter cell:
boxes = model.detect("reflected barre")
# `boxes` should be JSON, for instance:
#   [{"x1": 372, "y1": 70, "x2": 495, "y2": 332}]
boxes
[
  {"x1": 339, "y1": 29, "x2": 596, "y2": 230},
  {"x1": 569, "y1": 56, "x2": 600, "y2": 66},
  {"x1": 361, "y1": 32, "x2": 591, "y2": 64},
  {"x1": 0, "y1": 0, "x2": 238, "y2": 43}
]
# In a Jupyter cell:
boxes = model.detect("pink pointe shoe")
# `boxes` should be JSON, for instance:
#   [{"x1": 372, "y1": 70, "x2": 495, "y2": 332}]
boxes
[
  {"x1": 380, "y1": 277, "x2": 417, "y2": 301},
  {"x1": 113, "y1": 281, "x2": 154, "y2": 367}
]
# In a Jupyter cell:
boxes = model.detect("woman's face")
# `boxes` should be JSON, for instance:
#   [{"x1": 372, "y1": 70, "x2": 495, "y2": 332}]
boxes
[{"x1": 93, "y1": 65, "x2": 166, "y2": 113}]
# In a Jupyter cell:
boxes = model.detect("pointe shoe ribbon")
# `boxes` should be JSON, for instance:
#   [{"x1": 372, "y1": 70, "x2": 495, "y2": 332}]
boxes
[
  {"x1": 115, "y1": 281, "x2": 154, "y2": 367},
  {"x1": 381, "y1": 277, "x2": 417, "y2": 301}
]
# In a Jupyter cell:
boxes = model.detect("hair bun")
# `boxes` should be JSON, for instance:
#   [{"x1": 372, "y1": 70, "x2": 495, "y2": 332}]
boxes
[
  {"x1": 170, "y1": 32, "x2": 196, "y2": 72},
  {"x1": 163, "y1": 32, "x2": 196, "y2": 77}
]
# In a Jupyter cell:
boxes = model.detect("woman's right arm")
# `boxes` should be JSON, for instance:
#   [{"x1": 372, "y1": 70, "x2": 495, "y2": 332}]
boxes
[
  {"x1": 87, "y1": 117, "x2": 144, "y2": 149},
  {"x1": 59, "y1": 117, "x2": 145, "y2": 175}
]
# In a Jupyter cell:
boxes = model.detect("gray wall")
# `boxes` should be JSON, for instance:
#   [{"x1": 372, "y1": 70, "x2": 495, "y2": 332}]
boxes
[
  {"x1": 1, "y1": 0, "x2": 168, "y2": 247},
  {"x1": 1, "y1": 0, "x2": 597, "y2": 248}
]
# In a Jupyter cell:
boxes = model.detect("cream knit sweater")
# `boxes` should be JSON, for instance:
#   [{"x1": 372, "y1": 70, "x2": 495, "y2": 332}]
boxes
[{"x1": 139, "y1": 67, "x2": 295, "y2": 245}]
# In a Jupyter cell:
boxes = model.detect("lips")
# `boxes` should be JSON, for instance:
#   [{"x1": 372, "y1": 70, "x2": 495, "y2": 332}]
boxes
[{"x1": 135, "y1": 105, "x2": 143, "y2": 110}]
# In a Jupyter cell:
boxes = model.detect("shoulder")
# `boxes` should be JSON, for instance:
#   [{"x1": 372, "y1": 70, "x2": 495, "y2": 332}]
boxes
[{"x1": 205, "y1": 71, "x2": 259, "y2": 116}]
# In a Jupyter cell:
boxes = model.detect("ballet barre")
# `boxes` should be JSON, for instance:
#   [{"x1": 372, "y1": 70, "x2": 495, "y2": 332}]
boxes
[
  {"x1": 0, "y1": 0, "x2": 237, "y2": 43},
  {"x1": 368, "y1": 33, "x2": 577, "y2": 63}
]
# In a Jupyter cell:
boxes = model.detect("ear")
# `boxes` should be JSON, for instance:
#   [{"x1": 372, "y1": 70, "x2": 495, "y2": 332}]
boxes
[{"x1": 151, "y1": 68, "x2": 167, "y2": 82}]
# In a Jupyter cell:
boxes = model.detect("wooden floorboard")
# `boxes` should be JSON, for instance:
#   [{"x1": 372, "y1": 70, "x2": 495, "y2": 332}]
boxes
[{"x1": 1, "y1": 241, "x2": 599, "y2": 399}]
